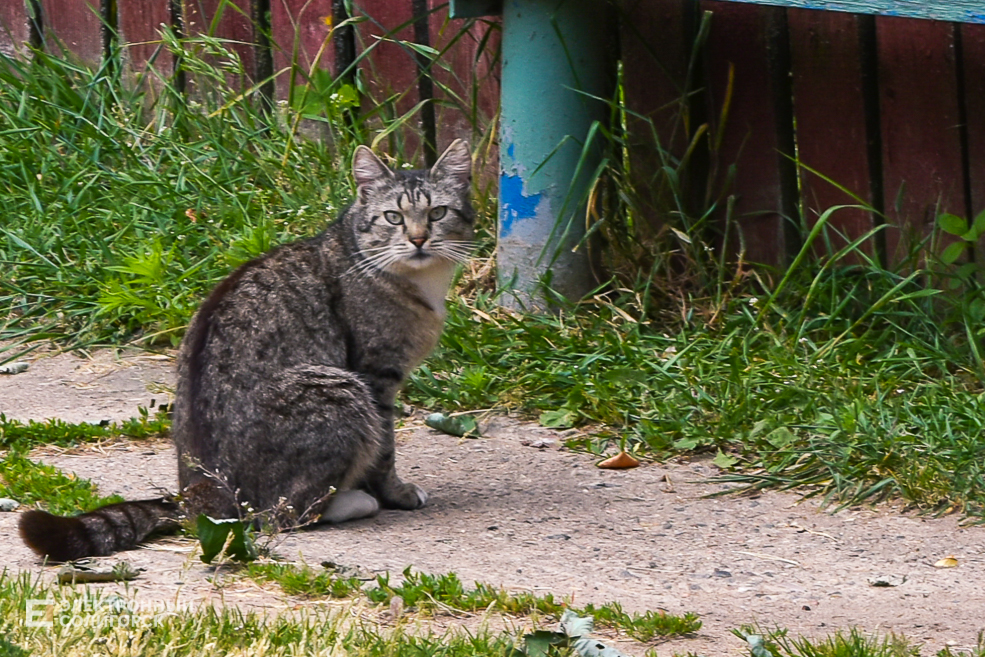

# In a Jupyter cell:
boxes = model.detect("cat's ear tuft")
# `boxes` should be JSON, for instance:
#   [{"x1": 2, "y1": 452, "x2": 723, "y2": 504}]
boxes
[
  {"x1": 353, "y1": 145, "x2": 393, "y2": 201},
  {"x1": 430, "y1": 140, "x2": 471, "y2": 190}
]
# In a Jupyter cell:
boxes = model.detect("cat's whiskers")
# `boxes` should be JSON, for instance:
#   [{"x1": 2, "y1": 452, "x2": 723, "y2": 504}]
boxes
[
  {"x1": 429, "y1": 239, "x2": 474, "y2": 264},
  {"x1": 345, "y1": 247, "x2": 401, "y2": 279}
]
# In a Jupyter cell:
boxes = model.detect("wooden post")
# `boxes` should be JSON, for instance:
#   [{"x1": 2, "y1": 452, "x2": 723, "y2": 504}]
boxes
[{"x1": 497, "y1": 0, "x2": 615, "y2": 306}]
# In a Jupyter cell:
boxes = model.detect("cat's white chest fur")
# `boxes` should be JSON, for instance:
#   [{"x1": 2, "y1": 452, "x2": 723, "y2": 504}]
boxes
[{"x1": 403, "y1": 261, "x2": 456, "y2": 319}]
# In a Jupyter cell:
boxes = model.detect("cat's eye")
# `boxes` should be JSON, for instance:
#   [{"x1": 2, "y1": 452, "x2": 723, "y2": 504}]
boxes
[
  {"x1": 383, "y1": 211, "x2": 404, "y2": 225},
  {"x1": 428, "y1": 206, "x2": 448, "y2": 222}
]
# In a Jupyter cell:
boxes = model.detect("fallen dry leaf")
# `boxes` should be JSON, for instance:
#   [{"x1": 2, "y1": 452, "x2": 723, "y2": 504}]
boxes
[
  {"x1": 597, "y1": 452, "x2": 639, "y2": 469},
  {"x1": 934, "y1": 556, "x2": 959, "y2": 568}
]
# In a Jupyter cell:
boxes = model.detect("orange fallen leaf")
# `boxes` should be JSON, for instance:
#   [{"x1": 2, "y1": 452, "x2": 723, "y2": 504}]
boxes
[
  {"x1": 934, "y1": 556, "x2": 958, "y2": 568},
  {"x1": 597, "y1": 451, "x2": 640, "y2": 469}
]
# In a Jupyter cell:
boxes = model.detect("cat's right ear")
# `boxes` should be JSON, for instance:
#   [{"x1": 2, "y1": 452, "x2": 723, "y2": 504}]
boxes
[{"x1": 352, "y1": 146, "x2": 393, "y2": 203}]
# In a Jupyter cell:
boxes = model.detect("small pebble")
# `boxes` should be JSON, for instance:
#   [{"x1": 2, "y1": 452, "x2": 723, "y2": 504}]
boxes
[
  {"x1": 0, "y1": 498, "x2": 21, "y2": 512},
  {"x1": 0, "y1": 361, "x2": 29, "y2": 375}
]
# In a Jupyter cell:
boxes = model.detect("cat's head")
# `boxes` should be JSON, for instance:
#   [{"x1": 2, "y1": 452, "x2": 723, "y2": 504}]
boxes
[{"x1": 349, "y1": 140, "x2": 474, "y2": 275}]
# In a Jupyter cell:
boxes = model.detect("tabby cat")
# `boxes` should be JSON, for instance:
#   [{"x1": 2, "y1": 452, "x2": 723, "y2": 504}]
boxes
[{"x1": 20, "y1": 140, "x2": 474, "y2": 561}]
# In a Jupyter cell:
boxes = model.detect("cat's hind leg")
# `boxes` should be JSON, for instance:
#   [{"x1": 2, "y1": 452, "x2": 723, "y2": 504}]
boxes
[{"x1": 225, "y1": 365, "x2": 385, "y2": 520}]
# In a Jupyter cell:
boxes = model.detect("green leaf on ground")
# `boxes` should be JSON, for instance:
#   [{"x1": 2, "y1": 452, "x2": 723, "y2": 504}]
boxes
[
  {"x1": 197, "y1": 515, "x2": 258, "y2": 564},
  {"x1": 424, "y1": 413, "x2": 481, "y2": 438},
  {"x1": 539, "y1": 409, "x2": 578, "y2": 429},
  {"x1": 713, "y1": 449, "x2": 739, "y2": 469}
]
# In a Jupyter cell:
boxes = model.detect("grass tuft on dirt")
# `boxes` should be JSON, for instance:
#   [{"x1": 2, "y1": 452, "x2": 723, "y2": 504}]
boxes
[
  {"x1": 734, "y1": 626, "x2": 985, "y2": 657},
  {"x1": 0, "y1": 571, "x2": 517, "y2": 657},
  {"x1": 248, "y1": 562, "x2": 702, "y2": 639}
]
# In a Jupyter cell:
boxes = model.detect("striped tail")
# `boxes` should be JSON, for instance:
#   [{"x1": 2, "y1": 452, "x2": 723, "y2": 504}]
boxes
[{"x1": 19, "y1": 498, "x2": 182, "y2": 562}]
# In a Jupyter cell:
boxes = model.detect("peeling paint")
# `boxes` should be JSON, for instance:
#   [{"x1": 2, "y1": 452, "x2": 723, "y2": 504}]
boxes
[{"x1": 499, "y1": 172, "x2": 542, "y2": 238}]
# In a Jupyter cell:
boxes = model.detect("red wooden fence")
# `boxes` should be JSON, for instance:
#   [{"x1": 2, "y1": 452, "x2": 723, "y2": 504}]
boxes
[
  {"x1": 1, "y1": 0, "x2": 981, "y2": 267},
  {"x1": 624, "y1": 1, "x2": 985, "y2": 266}
]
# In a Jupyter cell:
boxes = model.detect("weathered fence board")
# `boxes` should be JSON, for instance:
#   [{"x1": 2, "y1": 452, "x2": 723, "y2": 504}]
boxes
[
  {"x1": 620, "y1": 0, "x2": 704, "y2": 229},
  {"x1": 353, "y1": 0, "x2": 420, "y2": 138},
  {"x1": 117, "y1": 0, "x2": 174, "y2": 82},
  {"x1": 427, "y1": 4, "x2": 499, "y2": 149},
  {"x1": 40, "y1": 0, "x2": 103, "y2": 66},
  {"x1": 960, "y1": 22, "x2": 985, "y2": 264},
  {"x1": 876, "y1": 16, "x2": 966, "y2": 262},
  {"x1": 788, "y1": 8, "x2": 877, "y2": 256},
  {"x1": 701, "y1": 1, "x2": 798, "y2": 266},
  {"x1": 0, "y1": 1, "x2": 35, "y2": 59},
  {"x1": 269, "y1": 0, "x2": 336, "y2": 99},
  {"x1": 182, "y1": 0, "x2": 259, "y2": 81}
]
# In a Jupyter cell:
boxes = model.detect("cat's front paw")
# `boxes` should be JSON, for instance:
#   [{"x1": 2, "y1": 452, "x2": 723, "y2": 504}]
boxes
[
  {"x1": 412, "y1": 484, "x2": 428, "y2": 508},
  {"x1": 380, "y1": 481, "x2": 428, "y2": 510}
]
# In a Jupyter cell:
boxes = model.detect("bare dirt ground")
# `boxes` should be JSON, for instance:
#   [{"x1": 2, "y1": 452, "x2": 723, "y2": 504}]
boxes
[{"x1": 1, "y1": 347, "x2": 984, "y2": 655}]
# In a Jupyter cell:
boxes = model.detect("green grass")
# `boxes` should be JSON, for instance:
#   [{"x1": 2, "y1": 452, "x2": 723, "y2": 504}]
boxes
[
  {"x1": 0, "y1": 36, "x2": 443, "y2": 355},
  {"x1": 0, "y1": 409, "x2": 168, "y2": 514},
  {"x1": 734, "y1": 626, "x2": 985, "y2": 657},
  {"x1": 0, "y1": 408, "x2": 169, "y2": 450},
  {"x1": 411, "y1": 285, "x2": 985, "y2": 516},
  {"x1": 248, "y1": 562, "x2": 364, "y2": 599},
  {"x1": 0, "y1": 572, "x2": 517, "y2": 657},
  {"x1": 0, "y1": 449, "x2": 123, "y2": 515},
  {"x1": 0, "y1": 572, "x2": 976, "y2": 656},
  {"x1": 248, "y1": 563, "x2": 702, "y2": 639}
]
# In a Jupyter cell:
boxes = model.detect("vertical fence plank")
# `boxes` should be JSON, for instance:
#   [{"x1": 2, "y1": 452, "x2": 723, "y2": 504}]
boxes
[
  {"x1": 876, "y1": 16, "x2": 966, "y2": 263},
  {"x1": 0, "y1": 1, "x2": 34, "y2": 59},
  {"x1": 621, "y1": 0, "x2": 693, "y2": 159},
  {"x1": 118, "y1": 0, "x2": 174, "y2": 87},
  {"x1": 700, "y1": 1, "x2": 798, "y2": 266},
  {"x1": 183, "y1": 0, "x2": 258, "y2": 80},
  {"x1": 788, "y1": 8, "x2": 877, "y2": 258},
  {"x1": 427, "y1": 3, "x2": 499, "y2": 151},
  {"x1": 351, "y1": 0, "x2": 422, "y2": 159},
  {"x1": 961, "y1": 22, "x2": 985, "y2": 266},
  {"x1": 269, "y1": 0, "x2": 335, "y2": 99},
  {"x1": 620, "y1": 0, "x2": 699, "y2": 230},
  {"x1": 40, "y1": 0, "x2": 104, "y2": 67}
]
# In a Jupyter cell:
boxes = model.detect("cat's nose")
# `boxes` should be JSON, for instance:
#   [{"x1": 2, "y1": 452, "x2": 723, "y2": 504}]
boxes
[{"x1": 409, "y1": 236, "x2": 427, "y2": 249}]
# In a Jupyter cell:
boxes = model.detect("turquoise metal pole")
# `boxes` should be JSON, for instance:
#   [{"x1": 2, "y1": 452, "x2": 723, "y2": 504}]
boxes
[{"x1": 497, "y1": 0, "x2": 614, "y2": 308}]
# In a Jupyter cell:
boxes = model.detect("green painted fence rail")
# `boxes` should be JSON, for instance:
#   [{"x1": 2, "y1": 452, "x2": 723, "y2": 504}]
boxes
[{"x1": 711, "y1": 1, "x2": 985, "y2": 24}]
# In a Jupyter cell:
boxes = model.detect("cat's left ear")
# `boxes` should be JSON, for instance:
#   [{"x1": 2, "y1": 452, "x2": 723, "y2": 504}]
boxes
[
  {"x1": 353, "y1": 145, "x2": 393, "y2": 202},
  {"x1": 430, "y1": 140, "x2": 471, "y2": 191}
]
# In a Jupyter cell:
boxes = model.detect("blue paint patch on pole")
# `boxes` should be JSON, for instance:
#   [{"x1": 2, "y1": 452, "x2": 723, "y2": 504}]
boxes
[
  {"x1": 499, "y1": 173, "x2": 542, "y2": 238},
  {"x1": 496, "y1": 0, "x2": 615, "y2": 308}
]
